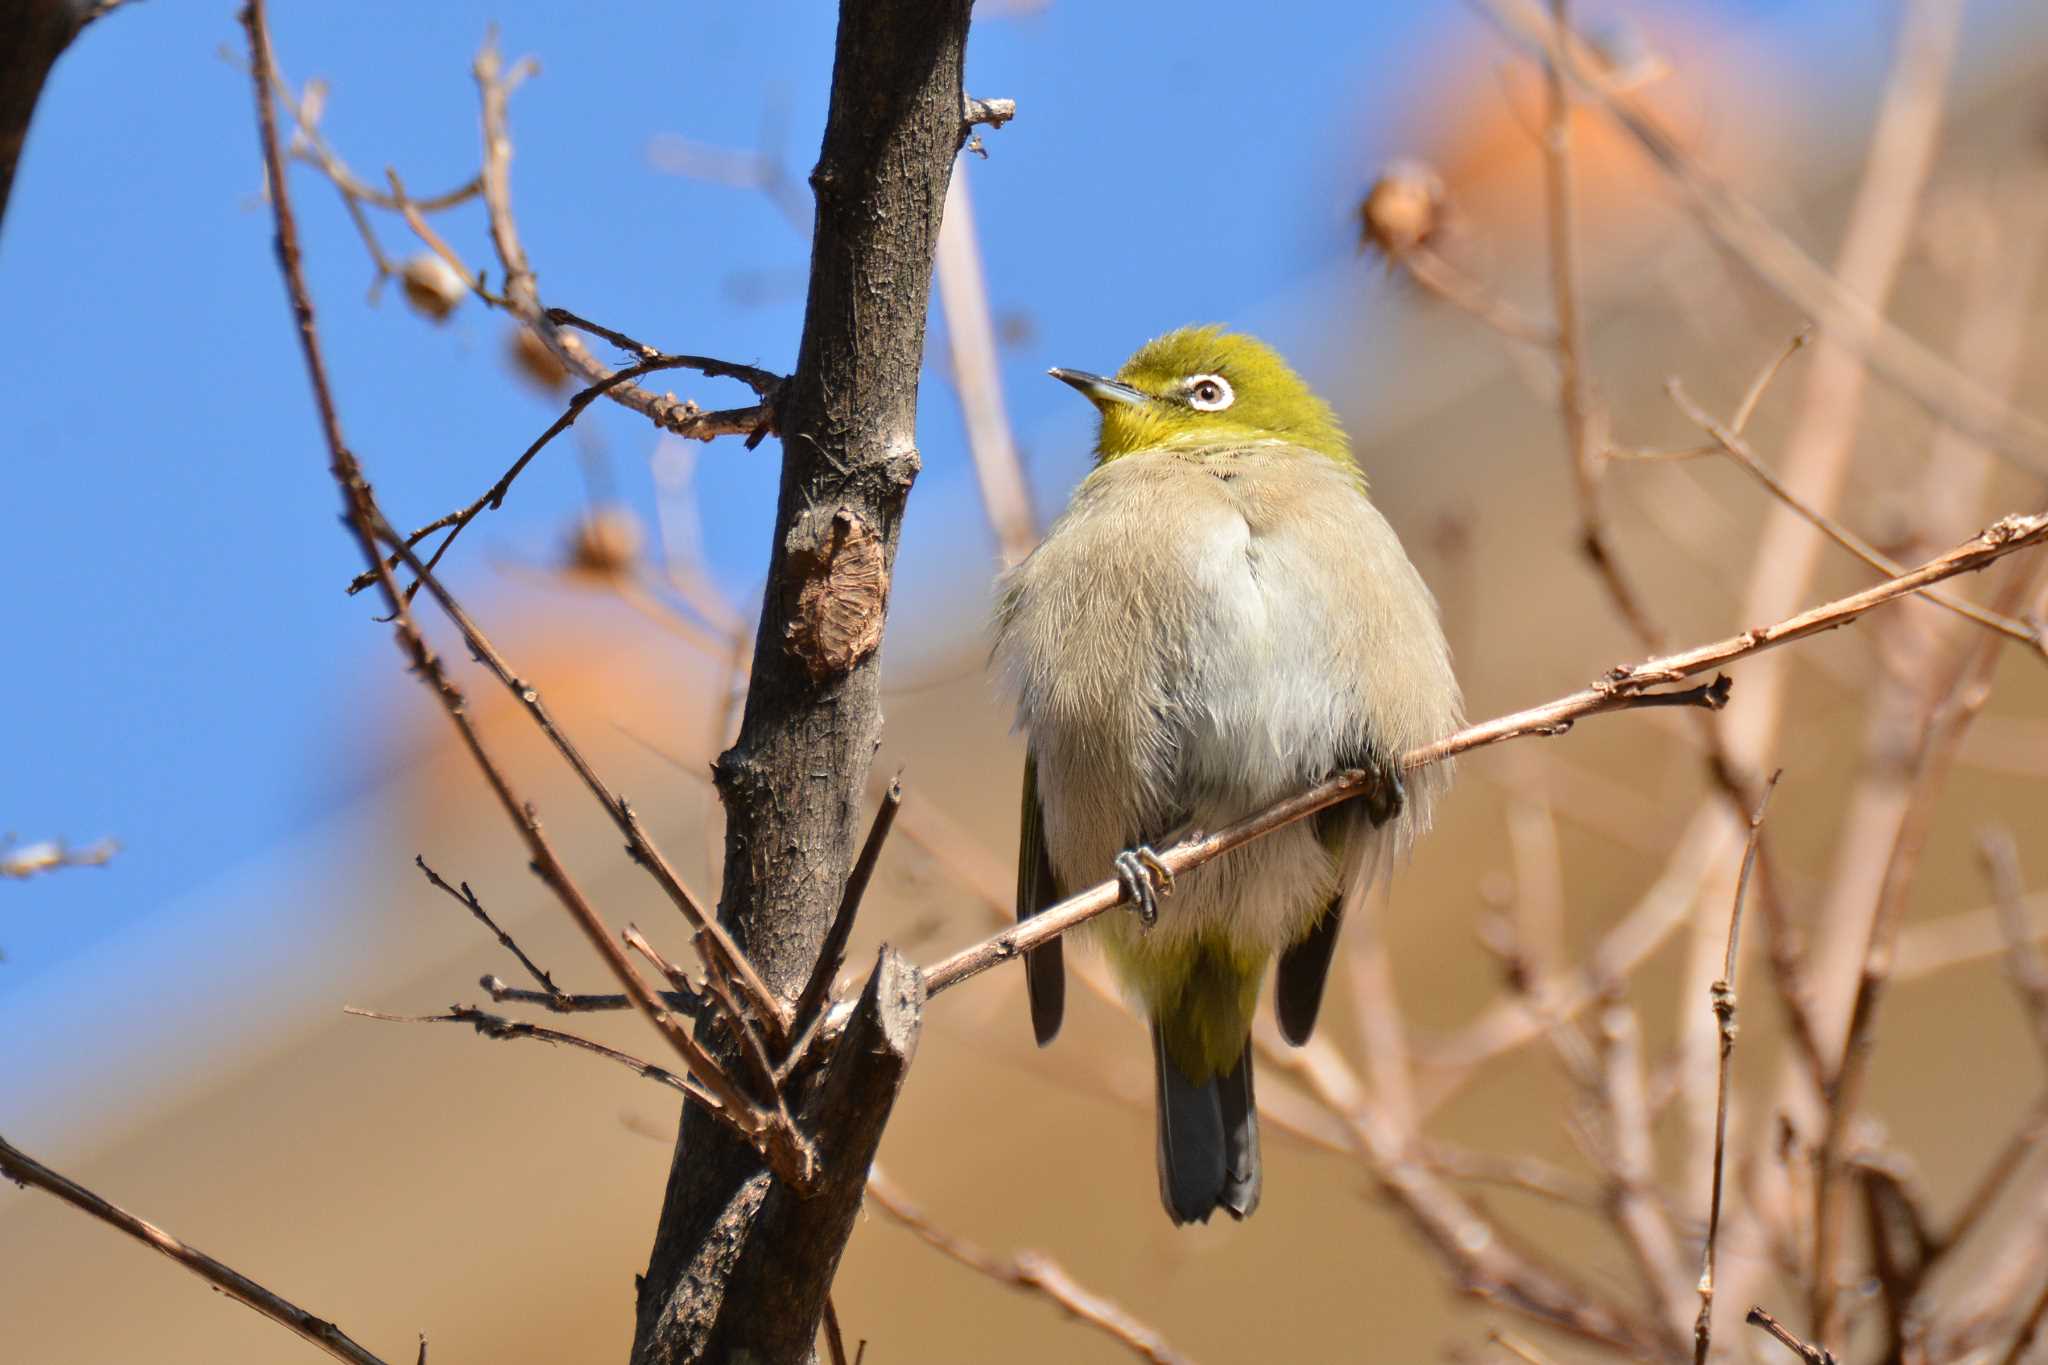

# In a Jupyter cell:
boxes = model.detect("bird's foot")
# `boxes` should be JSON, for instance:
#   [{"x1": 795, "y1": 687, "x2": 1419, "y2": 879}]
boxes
[
  {"x1": 1365, "y1": 759, "x2": 1406, "y2": 829},
  {"x1": 1114, "y1": 846, "x2": 1173, "y2": 928}
]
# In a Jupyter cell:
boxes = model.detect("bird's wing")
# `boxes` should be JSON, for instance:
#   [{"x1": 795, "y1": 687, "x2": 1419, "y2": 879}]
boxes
[
  {"x1": 1018, "y1": 747, "x2": 1066, "y2": 1045},
  {"x1": 1275, "y1": 770, "x2": 1398, "y2": 1045}
]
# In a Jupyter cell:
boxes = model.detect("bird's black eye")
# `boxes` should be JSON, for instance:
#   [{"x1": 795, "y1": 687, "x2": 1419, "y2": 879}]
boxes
[{"x1": 1186, "y1": 373, "x2": 1234, "y2": 412}]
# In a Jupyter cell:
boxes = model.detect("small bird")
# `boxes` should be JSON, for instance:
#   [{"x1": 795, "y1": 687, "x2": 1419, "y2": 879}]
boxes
[{"x1": 993, "y1": 326, "x2": 1461, "y2": 1225}]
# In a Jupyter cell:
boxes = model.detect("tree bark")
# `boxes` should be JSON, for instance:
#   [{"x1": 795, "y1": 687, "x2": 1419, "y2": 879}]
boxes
[
  {"x1": 0, "y1": 0, "x2": 97, "y2": 236},
  {"x1": 629, "y1": 3, "x2": 974, "y2": 1361}
]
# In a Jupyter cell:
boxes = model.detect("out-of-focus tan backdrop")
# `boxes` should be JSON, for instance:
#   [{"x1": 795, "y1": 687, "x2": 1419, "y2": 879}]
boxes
[{"x1": 7, "y1": 4, "x2": 2048, "y2": 1363}]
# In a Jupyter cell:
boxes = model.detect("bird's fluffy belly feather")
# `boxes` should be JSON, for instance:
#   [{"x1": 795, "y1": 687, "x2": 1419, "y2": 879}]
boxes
[{"x1": 999, "y1": 452, "x2": 1388, "y2": 963}]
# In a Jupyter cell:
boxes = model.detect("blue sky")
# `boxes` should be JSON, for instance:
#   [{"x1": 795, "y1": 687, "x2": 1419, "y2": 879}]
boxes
[{"x1": 0, "y1": 0, "x2": 2022, "y2": 996}]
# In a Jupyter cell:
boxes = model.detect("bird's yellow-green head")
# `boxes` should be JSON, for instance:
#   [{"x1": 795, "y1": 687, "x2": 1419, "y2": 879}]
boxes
[{"x1": 1050, "y1": 325, "x2": 1351, "y2": 465}]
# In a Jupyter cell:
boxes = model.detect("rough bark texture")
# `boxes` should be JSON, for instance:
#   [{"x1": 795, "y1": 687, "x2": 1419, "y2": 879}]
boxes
[
  {"x1": 0, "y1": 0, "x2": 91, "y2": 235},
  {"x1": 629, "y1": 3, "x2": 972, "y2": 1362},
  {"x1": 639, "y1": 951, "x2": 924, "y2": 1365}
]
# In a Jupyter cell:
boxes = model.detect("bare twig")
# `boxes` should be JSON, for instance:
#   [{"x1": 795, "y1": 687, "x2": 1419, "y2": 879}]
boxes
[
  {"x1": 1593, "y1": 1004, "x2": 1693, "y2": 1351},
  {"x1": 368, "y1": 525, "x2": 790, "y2": 1049},
  {"x1": 349, "y1": 345, "x2": 778, "y2": 598},
  {"x1": 480, "y1": 973, "x2": 703, "y2": 1017},
  {"x1": 1608, "y1": 322, "x2": 1812, "y2": 467},
  {"x1": 1939, "y1": 1094, "x2": 2048, "y2": 1256},
  {"x1": 934, "y1": 171, "x2": 1036, "y2": 566},
  {"x1": 279, "y1": 36, "x2": 740, "y2": 447},
  {"x1": 1394, "y1": 243, "x2": 1558, "y2": 347},
  {"x1": 1541, "y1": 0, "x2": 1661, "y2": 652},
  {"x1": 652, "y1": 924, "x2": 784, "y2": 1110},
  {"x1": 1998, "y1": 1274, "x2": 2048, "y2": 1365},
  {"x1": 1363, "y1": 161, "x2": 1555, "y2": 347},
  {"x1": 472, "y1": 37, "x2": 534, "y2": 309},
  {"x1": 0, "y1": 1130, "x2": 397, "y2": 1365},
  {"x1": 1687, "y1": 18, "x2": 1967, "y2": 1316},
  {"x1": 345, "y1": 1005, "x2": 721, "y2": 1112},
  {"x1": 242, "y1": 0, "x2": 806, "y2": 1186},
  {"x1": 1980, "y1": 828, "x2": 2048, "y2": 1057},
  {"x1": 1855, "y1": 1151, "x2": 1936, "y2": 1359},
  {"x1": 1746, "y1": 1305, "x2": 1839, "y2": 1364},
  {"x1": 821, "y1": 1297, "x2": 850, "y2": 1365},
  {"x1": 1814, "y1": 559, "x2": 2040, "y2": 1338},
  {"x1": 467, "y1": 40, "x2": 791, "y2": 450},
  {"x1": 415, "y1": 855, "x2": 560, "y2": 996},
  {"x1": 254, "y1": 56, "x2": 481, "y2": 305},
  {"x1": 1748, "y1": 846, "x2": 1832, "y2": 1099},
  {"x1": 380, "y1": 169, "x2": 501, "y2": 307},
  {"x1": 1619, "y1": 337, "x2": 1836, "y2": 1140},
  {"x1": 1349, "y1": 884, "x2": 1420, "y2": 1137},
  {"x1": 1423, "y1": 813, "x2": 1732, "y2": 1094},
  {"x1": 1896, "y1": 892, "x2": 2048, "y2": 981},
  {"x1": 1931, "y1": 1182, "x2": 2048, "y2": 1363},
  {"x1": 0, "y1": 837, "x2": 117, "y2": 879},
  {"x1": 1695, "y1": 773, "x2": 1780, "y2": 1365},
  {"x1": 1277, "y1": 1037, "x2": 1661, "y2": 1354},
  {"x1": 1478, "y1": 0, "x2": 2048, "y2": 473},
  {"x1": 622, "y1": 925, "x2": 698, "y2": 997},
  {"x1": 1669, "y1": 378, "x2": 2045, "y2": 657},
  {"x1": 1487, "y1": 1330, "x2": 1562, "y2": 1365},
  {"x1": 546, "y1": 307, "x2": 663, "y2": 362},
  {"x1": 1418, "y1": 1140, "x2": 1606, "y2": 1210},
  {"x1": 864, "y1": 1167, "x2": 1193, "y2": 1365},
  {"x1": 1502, "y1": 768, "x2": 1567, "y2": 986},
  {"x1": 926, "y1": 511, "x2": 2048, "y2": 996}
]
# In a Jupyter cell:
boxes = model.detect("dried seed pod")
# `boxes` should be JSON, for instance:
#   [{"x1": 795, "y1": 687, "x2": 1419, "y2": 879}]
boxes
[
  {"x1": 509, "y1": 325, "x2": 571, "y2": 394},
  {"x1": 566, "y1": 506, "x2": 644, "y2": 578},
  {"x1": 1358, "y1": 162, "x2": 1445, "y2": 257},
  {"x1": 399, "y1": 252, "x2": 465, "y2": 321}
]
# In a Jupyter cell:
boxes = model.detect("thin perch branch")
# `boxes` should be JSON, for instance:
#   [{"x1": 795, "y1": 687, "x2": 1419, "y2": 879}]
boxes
[{"x1": 925, "y1": 510, "x2": 2048, "y2": 996}]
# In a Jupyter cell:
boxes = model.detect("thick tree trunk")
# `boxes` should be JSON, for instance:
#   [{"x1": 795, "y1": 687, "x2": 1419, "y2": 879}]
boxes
[
  {"x1": 629, "y1": 3, "x2": 974, "y2": 1362},
  {"x1": 0, "y1": 0, "x2": 94, "y2": 236}
]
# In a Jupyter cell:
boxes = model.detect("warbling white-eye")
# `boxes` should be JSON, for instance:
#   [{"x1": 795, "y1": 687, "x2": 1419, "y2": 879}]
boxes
[{"x1": 993, "y1": 326, "x2": 1461, "y2": 1224}]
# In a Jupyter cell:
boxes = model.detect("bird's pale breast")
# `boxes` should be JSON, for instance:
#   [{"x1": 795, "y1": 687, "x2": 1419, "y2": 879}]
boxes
[{"x1": 995, "y1": 444, "x2": 1460, "y2": 961}]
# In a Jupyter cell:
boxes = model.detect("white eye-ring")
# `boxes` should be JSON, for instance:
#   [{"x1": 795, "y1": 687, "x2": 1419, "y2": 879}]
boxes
[{"x1": 1185, "y1": 373, "x2": 1234, "y2": 412}]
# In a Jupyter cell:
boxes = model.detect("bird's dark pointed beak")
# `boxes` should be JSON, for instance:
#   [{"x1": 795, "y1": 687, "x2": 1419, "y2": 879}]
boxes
[{"x1": 1048, "y1": 367, "x2": 1146, "y2": 407}]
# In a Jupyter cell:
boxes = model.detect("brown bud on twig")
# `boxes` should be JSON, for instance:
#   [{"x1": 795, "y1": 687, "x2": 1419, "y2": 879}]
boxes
[
  {"x1": 508, "y1": 325, "x2": 571, "y2": 394},
  {"x1": 399, "y1": 252, "x2": 465, "y2": 322},
  {"x1": 1359, "y1": 161, "x2": 1445, "y2": 257},
  {"x1": 566, "y1": 507, "x2": 644, "y2": 579}
]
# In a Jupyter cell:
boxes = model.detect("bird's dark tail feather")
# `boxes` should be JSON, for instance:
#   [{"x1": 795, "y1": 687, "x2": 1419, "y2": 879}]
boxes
[{"x1": 1152, "y1": 1026, "x2": 1261, "y2": 1225}]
